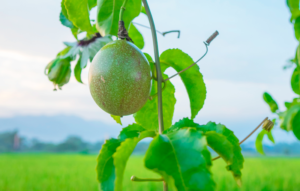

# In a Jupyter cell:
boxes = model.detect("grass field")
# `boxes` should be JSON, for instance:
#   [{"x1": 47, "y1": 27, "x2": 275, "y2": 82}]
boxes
[{"x1": 0, "y1": 154, "x2": 300, "y2": 191}]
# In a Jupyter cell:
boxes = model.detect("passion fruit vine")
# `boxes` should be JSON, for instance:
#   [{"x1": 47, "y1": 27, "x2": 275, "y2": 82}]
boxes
[{"x1": 89, "y1": 40, "x2": 152, "y2": 116}]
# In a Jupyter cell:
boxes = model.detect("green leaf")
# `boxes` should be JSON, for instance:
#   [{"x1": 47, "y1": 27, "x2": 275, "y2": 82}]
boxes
[
  {"x1": 134, "y1": 73, "x2": 176, "y2": 131},
  {"x1": 96, "y1": 124, "x2": 156, "y2": 191},
  {"x1": 255, "y1": 129, "x2": 275, "y2": 155},
  {"x1": 145, "y1": 128, "x2": 215, "y2": 191},
  {"x1": 71, "y1": 28, "x2": 79, "y2": 39},
  {"x1": 97, "y1": 138, "x2": 121, "y2": 191},
  {"x1": 45, "y1": 59, "x2": 58, "y2": 75},
  {"x1": 285, "y1": 102, "x2": 292, "y2": 109},
  {"x1": 255, "y1": 130, "x2": 265, "y2": 155},
  {"x1": 167, "y1": 118, "x2": 244, "y2": 183},
  {"x1": 114, "y1": 129, "x2": 156, "y2": 190},
  {"x1": 61, "y1": 45, "x2": 80, "y2": 60},
  {"x1": 88, "y1": 0, "x2": 97, "y2": 10},
  {"x1": 64, "y1": 0, "x2": 94, "y2": 35},
  {"x1": 205, "y1": 131, "x2": 234, "y2": 163},
  {"x1": 291, "y1": 67, "x2": 300, "y2": 95},
  {"x1": 295, "y1": 17, "x2": 300, "y2": 40},
  {"x1": 292, "y1": 111, "x2": 300, "y2": 140},
  {"x1": 118, "y1": 123, "x2": 145, "y2": 141},
  {"x1": 141, "y1": 6, "x2": 146, "y2": 15},
  {"x1": 88, "y1": 36, "x2": 112, "y2": 60},
  {"x1": 267, "y1": 130, "x2": 275, "y2": 143},
  {"x1": 111, "y1": 115, "x2": 122, "y2": 126},
  {"x1": 80, "y1": 47, "x2": 89, "y2": 68},
  {"x1": 59, "y1": 12, "x2": 74, "y2": 28},
  {"x1": 287, "y1": 0, "x2": 300, "y2": 21},
  {"x1": 160, "y1": 49, "x2": 206, "y2": 119},
  {"x1": 281, "y1": 104, "x2": 300, "y2": 131},
  {"x1": 263, "y1": 92, "x2": 279, "y2": 113},
  {"x1": 128, "y1": 23, "x2": 144, "y2": 49},
  {"x1": 96, "y1": 0, "x2": 142, "y2": 36},
  {"x1": 74, "y1": 57, "x2": 83, "y2": 83}
]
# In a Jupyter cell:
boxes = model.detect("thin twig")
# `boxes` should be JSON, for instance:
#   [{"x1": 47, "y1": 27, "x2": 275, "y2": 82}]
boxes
[
  {"x1": 131, "y1": 176, "x2": 164, "y2": 182},
  {"x1": 212, "y1": 117, "x2": 269, "y2": 161}
]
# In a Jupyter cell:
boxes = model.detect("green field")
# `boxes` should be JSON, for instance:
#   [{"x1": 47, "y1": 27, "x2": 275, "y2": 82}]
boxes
[{"x1": 0, "y1": 154, "x2": 300, "y2": 191}]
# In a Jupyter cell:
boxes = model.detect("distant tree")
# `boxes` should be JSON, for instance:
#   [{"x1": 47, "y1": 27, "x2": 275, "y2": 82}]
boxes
[
  {"x1": 0, "y1": 130, "x2": 18, "y2": 152},
  {"x1": 55, "y1": 136, "x2": 88, "y2": 153}
]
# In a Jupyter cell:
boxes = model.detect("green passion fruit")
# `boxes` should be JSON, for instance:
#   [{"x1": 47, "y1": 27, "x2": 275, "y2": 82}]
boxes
[{"x1": 88, "y1": 40, "x2": 152, "y2": 116}]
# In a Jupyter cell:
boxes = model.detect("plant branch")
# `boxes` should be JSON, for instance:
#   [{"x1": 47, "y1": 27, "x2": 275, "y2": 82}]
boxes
[
  {"x1": 131, "y1": 176, "x2": 164, "y2": 182},
  {"x1": 142, "y1": 0, "x2": 164, "y2": 134},
  {"x1": 212, "y1": 117, "x2": 269, "y2": 161},
  {"x1": 141, "y1": 0, "x2": 167, "y2": 190},
  {"x1": 132, "y1": 22, "x2": 180, "y2": 38}
]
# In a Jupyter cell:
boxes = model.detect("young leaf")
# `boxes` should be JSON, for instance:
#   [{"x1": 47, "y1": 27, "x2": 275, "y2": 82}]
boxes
[
  {"x1": 96, "y1": 0, "x2": 142, "y2": 36},
  {"x1": 267, "y1": 130, "x2": 275, "y2": 143},
  {"x1": 292, "y1": 111, "x2": 300, "y2": 140},
  {"x1": 97, "y1": 138, "x2": 121, "y2": 191},
  {"x1": 167, "y1": 118, "x2": 244, "y2": 183},
  {"x1": 255, "y1": 128, "x2": 275, "y2": 155},
  {"x1": 144, "y1": 128, "x2": 215, "y2": 191},
  {"x1": 80, "y1": 47, "x2": 89, "y2": 68},
  {"x1": 74, "y1": 57, "x2": 83, "y2": 83},
  {"x1": 291, "y1": 67, "x2": 300, "y2": 95},
  {"x1": 160, "y1": 49, "x2": 206, "y2": 119},
  {"x1": 64, "y1": 0, "x2": 94, "y2": 35},
  {"x1": 134, "y1": 73, "x2": 176, "y2": 131},
  {"x1": 128, "y1": 23, "x2": 145, "y2": 49},
  {"x1": 255, "y1": 130, "x2": 265, "y2": 155},
  {"x1": 263, "y1": 92, "x2": 279, "y2": 113},
  {"x1": 111, "y1": 115, "x2": 122, "y2": 125}
]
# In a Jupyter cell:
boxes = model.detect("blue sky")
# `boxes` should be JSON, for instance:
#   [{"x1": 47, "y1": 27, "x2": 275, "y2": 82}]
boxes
[{"x1": 0, "y1": 0, "x2": 299, "y2": 143}]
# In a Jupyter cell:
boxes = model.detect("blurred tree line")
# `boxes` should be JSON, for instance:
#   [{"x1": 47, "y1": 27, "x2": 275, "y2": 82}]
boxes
[
  {"x1": 0, "y1": 131, "x2": 149, "y2": 154},
  {"x1": 1, "y1": 130, "x2": 300, "y2": 155}
]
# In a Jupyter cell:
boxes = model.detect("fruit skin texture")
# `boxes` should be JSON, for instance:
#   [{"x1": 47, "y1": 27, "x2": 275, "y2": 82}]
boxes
[{"x1": 89, "y1": 40, "x2": 151, "y2": 116}]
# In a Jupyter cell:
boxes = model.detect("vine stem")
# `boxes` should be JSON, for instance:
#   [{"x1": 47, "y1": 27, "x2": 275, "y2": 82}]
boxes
[
  {"x1": 212, "y1": 117, "x2": 268, "y2": 161},
  {"x1": 142, "y1": 0, "x2": 167, "y2": 190},
  {"x1": 119, "y1": 0, "x2": 129, "y2": 21}
]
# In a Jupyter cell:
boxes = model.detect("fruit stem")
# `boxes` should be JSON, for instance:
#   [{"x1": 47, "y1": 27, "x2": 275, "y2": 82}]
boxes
[
  {"x1": 142, "y1": 0, "x2": 167, "y2": 190},
  {"x1": 119, "y1": 0, "x2": 129, "y2": 21}
]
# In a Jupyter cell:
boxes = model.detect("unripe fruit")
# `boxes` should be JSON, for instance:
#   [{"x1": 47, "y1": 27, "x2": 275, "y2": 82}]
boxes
[
  {"x1": 89, "y1": 40, "x2": 152, "y2": 116},
  {"x1": 47, "y1": 58, "x2": 71, "y2": 90}
]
